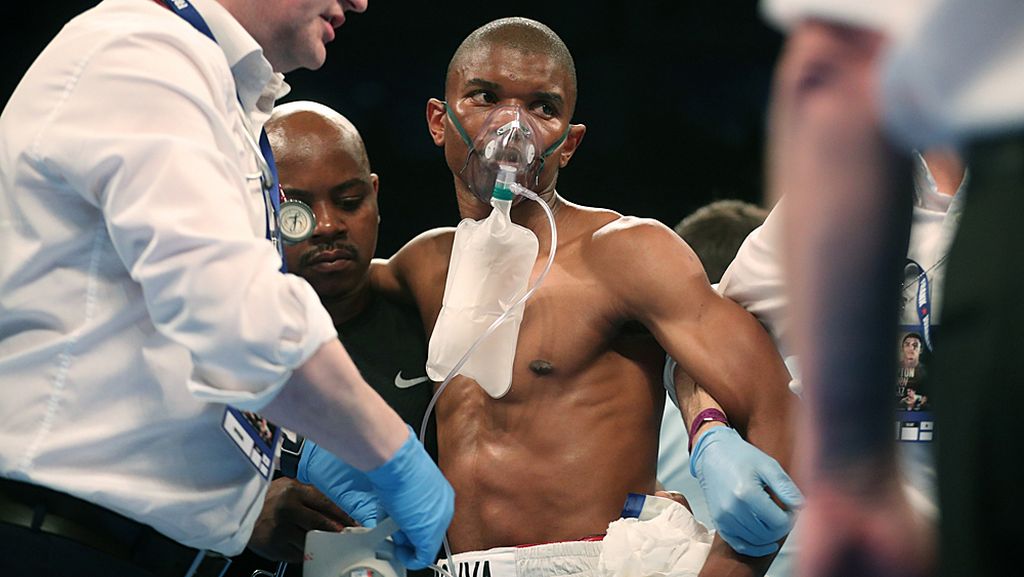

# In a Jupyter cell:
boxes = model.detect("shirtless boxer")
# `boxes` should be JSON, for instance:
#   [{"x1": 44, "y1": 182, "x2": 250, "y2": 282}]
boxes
[{"x1": 358, "y1": 17, "x2": 800, "y2": 577}]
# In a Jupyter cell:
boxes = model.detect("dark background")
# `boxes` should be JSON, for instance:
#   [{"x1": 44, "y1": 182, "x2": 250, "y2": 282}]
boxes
[{"x1": 2, "y1": 1, "x2": 782, "y2": 258}]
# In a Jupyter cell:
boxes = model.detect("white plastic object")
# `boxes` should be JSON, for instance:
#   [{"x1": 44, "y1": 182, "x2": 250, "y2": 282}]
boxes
[
  {"x1": 303, "y1": 517, "x2": 405, "y2": 577},
  {"x1": 426, "y1": 196, "x2": 539, "y2": 398}
]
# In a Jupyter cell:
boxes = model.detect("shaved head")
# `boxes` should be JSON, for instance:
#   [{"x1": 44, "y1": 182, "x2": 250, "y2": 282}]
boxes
[
  {"x1": 447, "y1": 17, "x2": 577, "y2": 114},
  {"x1": 267, "y1": 101, "x2": 380, "y2": 311},
  {"x1": 266, "y1": 100, "x2": 370, "y2": 173}
]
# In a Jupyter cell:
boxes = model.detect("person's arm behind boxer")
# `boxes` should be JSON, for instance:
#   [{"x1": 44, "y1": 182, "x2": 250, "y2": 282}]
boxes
[{"x1": 674, "y1": 366, "x2": 801, "y2": 550}]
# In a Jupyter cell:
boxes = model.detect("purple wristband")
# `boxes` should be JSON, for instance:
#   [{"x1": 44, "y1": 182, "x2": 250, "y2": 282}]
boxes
[{"x1": 688, "y1": 408, "x2": 730, "y2": 452}]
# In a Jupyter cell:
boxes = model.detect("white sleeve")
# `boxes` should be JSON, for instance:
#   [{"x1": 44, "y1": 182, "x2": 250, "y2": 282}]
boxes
[
  {"x1": 718, "y1": 201, "x2": 803, "y2": 391},
  {"x1": 881, "y1": 0, "x2": 1024, "y2": 149},
  {"x1": 761, "y1": 0, "x2": 936, "y2": 38},
  {"x1": 31, "y1": 31, "x2": 336, "y2": 410},
  {"x1": 716, "y1": 199, "x2": 793, "y2": 359}
]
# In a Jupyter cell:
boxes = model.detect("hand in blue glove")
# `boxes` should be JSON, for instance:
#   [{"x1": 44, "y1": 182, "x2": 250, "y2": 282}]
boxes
[
  {"x1": 297, "y1": 441, "x2": 382, "y2": 528},
  {"x1": 365, "y1": 426, "x2": 454, "y2": 570},
  {"x1": 689, "y1": 425, "x2": 804, "y2": 556}
]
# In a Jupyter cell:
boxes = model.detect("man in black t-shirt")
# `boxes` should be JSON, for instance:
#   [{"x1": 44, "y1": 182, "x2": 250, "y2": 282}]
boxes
[
  {"x1": 226, "y1": 101, "x2": 435, "y2": 576},
  {"x1": 897, "y1": 333, "x2": 929, "y2": 410}
]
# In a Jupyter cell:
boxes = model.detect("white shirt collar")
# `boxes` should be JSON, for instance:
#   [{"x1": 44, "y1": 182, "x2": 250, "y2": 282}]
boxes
[{"x1": 188, "y1": 0, "x2": 290, "y2": 115}]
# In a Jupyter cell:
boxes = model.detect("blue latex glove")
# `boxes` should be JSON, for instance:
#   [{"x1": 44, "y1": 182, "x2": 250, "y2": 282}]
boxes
[
  {"x1": 365, "y1": 426, "x2": 454, "y2": 569},
  {"x1": 689, "y1": 425, "x2": 804, "y2": 556},
  {"x1": 297, "y1": 441, "x2": 382, "y2": 528}
]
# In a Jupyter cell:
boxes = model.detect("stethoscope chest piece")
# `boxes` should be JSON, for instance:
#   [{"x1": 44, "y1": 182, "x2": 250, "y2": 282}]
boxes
[{"x1": 279, "y1": 200, "x2": 316, "y2": 244}]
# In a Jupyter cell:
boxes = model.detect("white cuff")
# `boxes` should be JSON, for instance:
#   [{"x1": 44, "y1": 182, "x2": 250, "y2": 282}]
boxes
[{"x1": 187, "y1": 276, "x2": 337, "y2": 411}]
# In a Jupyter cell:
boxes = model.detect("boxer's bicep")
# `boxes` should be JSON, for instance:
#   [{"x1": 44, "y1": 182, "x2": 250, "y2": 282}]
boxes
[
  {"x1": 648, "y1": 271, "x2": 796, "y2": 470},
  {"x1": 606, "y1": 221, "x2": 789, "y2": 438},
  {"x1": 688, "y1": 294, "x2": 794, "y2": 438},
  {"x1": 651, "y1": 278, "x2": 770, "y2": 431},
  {"x1": 373, "y1": 227, "x2": 455, "y2": 306}
]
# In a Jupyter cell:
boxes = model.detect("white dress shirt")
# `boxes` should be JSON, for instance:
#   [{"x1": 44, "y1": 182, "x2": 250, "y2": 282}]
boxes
[
  {"x1": 762, "y1": 0, "x2": 1024, "y2": 148},
  {"x1": 882, "y1": 0, "x2": 1024, "y2": 148},
  {"x1": 0, "y1": 0, "x2": 336, "y2": 554},
  {"x1": 676, "y1": 158, "x2": 963, "y2": 577},
  {"x1": 761, "y1": 0, "x2": 937, "y2": 39},
  {"x1": 717, "y1": 157, "x2": 964, "y2": 386}
]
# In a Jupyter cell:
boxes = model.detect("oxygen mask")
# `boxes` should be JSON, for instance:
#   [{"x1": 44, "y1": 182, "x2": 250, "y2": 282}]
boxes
[{"x1": 448, "y1": 103, "x2": 567, "y2": 203}]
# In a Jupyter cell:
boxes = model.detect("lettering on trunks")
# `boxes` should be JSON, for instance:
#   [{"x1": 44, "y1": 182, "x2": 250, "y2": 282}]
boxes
[{"x1": 456, "y1": 560, "x2": 492, "y2": 577}]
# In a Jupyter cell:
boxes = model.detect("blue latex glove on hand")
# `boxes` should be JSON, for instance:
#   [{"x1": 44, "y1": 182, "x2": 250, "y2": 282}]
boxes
[
  {"x1": 297, "y1": 441, "x2": 382, "y2": 528},
  {"x1": 365, "y1": 426, "x2": 454, "y2": 569},
  {"x1": 689, "y1": 425, "x2": 804, "y2": 556}
]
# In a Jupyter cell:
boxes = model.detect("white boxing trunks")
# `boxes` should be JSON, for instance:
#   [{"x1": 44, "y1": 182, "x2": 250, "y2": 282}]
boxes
[
  {"x1": 438, "y1": 539, "x2": 604, "y2": 577},
  {"x1": 437, "y1": 494, "x2": 712, "y2": 577}
]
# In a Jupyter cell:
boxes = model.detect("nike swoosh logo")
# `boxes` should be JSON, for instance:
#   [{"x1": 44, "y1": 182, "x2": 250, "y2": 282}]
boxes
[{"x1": 394, "y1": 372, "x2": 430, "y2": 389}]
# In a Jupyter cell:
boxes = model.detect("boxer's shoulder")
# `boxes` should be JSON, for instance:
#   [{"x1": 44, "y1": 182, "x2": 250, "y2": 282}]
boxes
[
  {"x1": 580, "y1": 214, "x2": 708, "y2": 314},
  {"x1": 587, "y1": 214, "x2": 693, "y2": 268},
  {"x1": 386, "y1": 226, "x2": 455, "y2": 274},
  {"x1": 371, "y1": 226, "x2": 455, "y2": 302}
]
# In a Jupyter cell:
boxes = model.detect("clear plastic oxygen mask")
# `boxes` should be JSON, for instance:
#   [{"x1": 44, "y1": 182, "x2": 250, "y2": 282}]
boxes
[{"x1": 447, "y1": 103, "x2": 568, "y2": 203}]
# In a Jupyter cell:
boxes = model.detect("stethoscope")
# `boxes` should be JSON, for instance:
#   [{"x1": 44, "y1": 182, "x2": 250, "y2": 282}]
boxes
[
  {"x1": 234, "y1": 100, "x2": 282, "y2": 246},
  {"x1": 238, "y1": 100, "x2": 318, "y2": 252}
]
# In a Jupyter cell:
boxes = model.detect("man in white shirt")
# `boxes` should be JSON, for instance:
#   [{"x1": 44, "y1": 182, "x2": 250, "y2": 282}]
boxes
[
  {"x1": 716, "y1": 151, "x2": 965, "y2": 577},
  {"x1": 762, "y1": 1, "x2": 1024, "y2": 576},
  {"x1": 0, "y1": 1, "x2": 452, "y2": 575}
]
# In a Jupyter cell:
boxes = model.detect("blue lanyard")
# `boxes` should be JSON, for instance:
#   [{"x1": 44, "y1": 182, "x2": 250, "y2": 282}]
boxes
[
  {"x1": 259, "y1": 130, "x2": 283, "y2": 246},
  {"x1": 159, "y1": 0, "x2": 285, "y2": 268},
  {"x1": 905, "y1": 258, "x2": 934, "y2": 352}
]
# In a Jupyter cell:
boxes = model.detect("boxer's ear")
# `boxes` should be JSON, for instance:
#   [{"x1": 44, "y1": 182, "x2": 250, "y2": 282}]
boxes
[
  {"x1": 557, "y1": 123, "x2": 586, "y2": 168},
  {"x1": 426, "y1": 98, "x2": 447, "y2": 147}
]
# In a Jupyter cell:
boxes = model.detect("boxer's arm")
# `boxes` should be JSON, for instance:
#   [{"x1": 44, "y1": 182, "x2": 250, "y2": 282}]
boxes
[
  {"x1": 599, "y1": 219, "x2": 795, "y2": 461},
  {"x1": 596, "y1": 220, "x2": 798, "y2": 573},
  {"x1": 370, "y1": 227, "x2": 456, "y2": 304},
  {"x1": 369, "y1": 258, "x2": 403, "y2": 300}
]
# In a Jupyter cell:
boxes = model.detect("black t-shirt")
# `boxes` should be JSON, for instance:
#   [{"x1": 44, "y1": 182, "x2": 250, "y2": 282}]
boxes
[
  {"x1": 334, "y1": 291, "x2": 436, "y2": 458},
  {"x1": 896, "y1": 363, "x2": 930, "y2": 411},
  {"x1": 335, "y1": 293, "x2": 438, "y2": 577}
]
